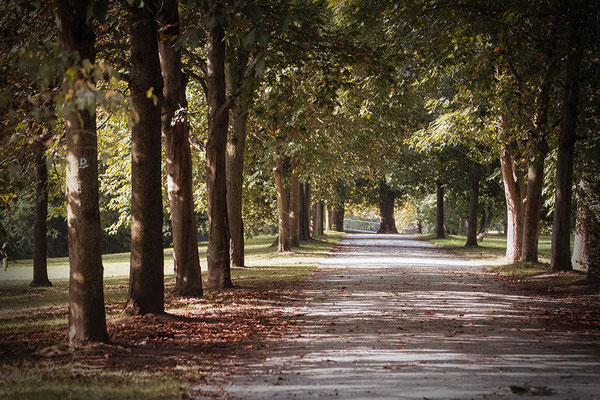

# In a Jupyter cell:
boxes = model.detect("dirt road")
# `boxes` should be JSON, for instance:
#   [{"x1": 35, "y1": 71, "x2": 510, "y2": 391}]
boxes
[{"x1": 208, "y1": 234, "x2": 600, "y2": 399}]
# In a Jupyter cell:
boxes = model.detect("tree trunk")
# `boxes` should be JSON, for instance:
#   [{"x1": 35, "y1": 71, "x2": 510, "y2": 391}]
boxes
[
  {"x1": 310, "y1": 202, "x2": 319, "y2": 237},
  {"x1": 551, "y1": 5, "x2": 583, "y2": 272},
  {"x1": 299, "y1": 182, "x2": 311, "y2": 240},
  {"x1": 500, "y1": 139, "x2": 525, "y2": 263},
  {"x1": 31, "y1": 142, "x2": 51, "y2": 287},
  {"x1": 377, "y1": 181, "x2": 398, "y2": 233},
  {"x1": 326, "y1": 205, "x2": 334, "y2": 231},
  {"x1": 205, "y1": 2, "x2": 232, "y2": 288},
  {"x1": 158, "y1": 0, "x2": 202, "y2": 297},
  {"x1": 434, "y1": 180, "x2": 445, "y2": 239},
  {"x1": 56, "y1": 0, "x2": 107, "y2": 344},
  {"x1": 274, "y1": 157, "x2": 291, "y2": 252},
  {"x1": 572, "y1": 179, "x2": 590, "y2": 269},
  {"x1": 522, "y1": 56, "x2": 555, "y2": 262},
  {"x1": 318, "y1": 203, "x2": 324, "y2": 235},
  {"x1": 521, "y1": 147, "x2": 546, "y2": 261},
  {"x1": 226, "y1": 97, "x2": 249, "y2": 269},
  {"x1": 225, "y1": 49, "x2": 253, "y2": 270},
  {"x1": 311, "y1": 202, "x2": 324, "y2": 236},
  {"x1": 126, "y1": 4, "x2": 165, "y2": 314},
  {"x1": 477, "y1": 208, "x2": 492, "y2": 242},
  {"x1": 465, "y1": 165, "x2": 479, "y2": 247},
  {"x1": 331, "y1": 203, "x2": 344, "y2": 232},
  {"x1": 289, "y1": 171, "x2": 300, "y2": 246}
]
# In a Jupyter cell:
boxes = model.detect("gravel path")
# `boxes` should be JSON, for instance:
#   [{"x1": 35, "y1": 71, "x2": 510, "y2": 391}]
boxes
[{"x1": 212, "y1": 234, "x2": 600, "y2": 399}]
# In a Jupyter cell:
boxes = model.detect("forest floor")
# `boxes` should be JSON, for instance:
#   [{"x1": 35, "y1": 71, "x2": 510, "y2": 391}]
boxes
[
  {"x1": 1, "y1": 233, "x2": 599, "y2": 399},
  {"x1": 203, "y1": 234, "x2": 600, "y2": 399}
]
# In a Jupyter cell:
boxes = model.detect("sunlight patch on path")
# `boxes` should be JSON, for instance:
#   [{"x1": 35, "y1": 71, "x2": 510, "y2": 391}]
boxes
[{"x1": 209, "y1": 234, "x2": 600, "y2": 399}]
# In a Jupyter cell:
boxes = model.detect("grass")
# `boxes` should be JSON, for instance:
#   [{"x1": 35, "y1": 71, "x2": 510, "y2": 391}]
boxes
[
  {"x1": 0, "y1": 365, "x2": 192, "y2": 400},
  {"x1": 423, "y1": 233, "x2": 592, "y2": 292},
  {"x1": 0, "y1": 232, "x2": 343, "y2": 400}
]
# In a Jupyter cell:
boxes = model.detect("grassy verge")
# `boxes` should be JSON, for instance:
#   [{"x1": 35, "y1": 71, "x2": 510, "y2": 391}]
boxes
[
  {"x1": 0, "y1": 233, "x2": 342, "y2": 400},
  {"x1": 423, "y1": 233, "x2": 591, "y2": 292}
]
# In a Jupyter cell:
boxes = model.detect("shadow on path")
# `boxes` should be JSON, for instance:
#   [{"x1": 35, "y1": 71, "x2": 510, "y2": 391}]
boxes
[{"x1": 204, "y1": 234, "x2": 600, "y2": 399}]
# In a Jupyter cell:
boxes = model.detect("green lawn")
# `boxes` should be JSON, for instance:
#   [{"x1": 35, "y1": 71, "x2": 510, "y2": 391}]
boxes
[
  {"x1": 423, "y1": 233, "x2": 589, "y2": 291},
  {"x1": 0, "y1": 233, "x2": 343, "y2": 400},
  {"x1": 423, "y1": 233, "x2": 562, "y2": 263}
]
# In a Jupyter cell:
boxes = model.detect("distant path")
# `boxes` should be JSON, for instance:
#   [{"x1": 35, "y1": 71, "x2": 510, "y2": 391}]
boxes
[{"x1": 212, "y1": 234, "x2": 600, "y2": 399}]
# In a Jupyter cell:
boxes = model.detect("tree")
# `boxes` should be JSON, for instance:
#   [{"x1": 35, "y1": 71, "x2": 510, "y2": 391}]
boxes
[
  {"x1": 550, "y1": 1, "x2": 585, "y2": 272},
  {"x1": 434, "y1": 179, "x2": 445, "y2": 239},
  {"x1": 377, "y1": 181, "x2": 398, "y2": 234},
  {"x1": 55, "y1": 0, "x2": 108, "y2": 344},
  {"x1": 158, "y1": 0, "x2": 203, "y2": 296},
  {"x1": 125, "y1": 2, "x2": 165, "y2": 314},
  {"x1": 205, "y1": 0, "x2": 234, "y2": 289},
  {"x1": 465, "y1": 163, "x2": 480, "y2": 247},
  {"x1": 31, "y1": 141, "x2": 52, "y2": 287},
  {"x1": 274, "y1": 157, "x2": 292, "y2": 252}
]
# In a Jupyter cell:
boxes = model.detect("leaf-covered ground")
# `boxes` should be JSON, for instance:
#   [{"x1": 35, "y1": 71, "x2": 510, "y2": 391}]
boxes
[{"x1": 0, "y1": 234, "x2": 341, "y2": 400}]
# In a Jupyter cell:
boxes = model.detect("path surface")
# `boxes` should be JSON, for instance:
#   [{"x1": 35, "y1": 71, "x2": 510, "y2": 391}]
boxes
[{"x1": 210, "y1": 234, "x2": 600, "y2": 399}]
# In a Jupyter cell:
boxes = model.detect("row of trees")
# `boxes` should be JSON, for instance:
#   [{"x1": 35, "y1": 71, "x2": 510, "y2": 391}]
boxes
[{"x1": 1, "y1": 0, "x2": 598, "y2": 345}]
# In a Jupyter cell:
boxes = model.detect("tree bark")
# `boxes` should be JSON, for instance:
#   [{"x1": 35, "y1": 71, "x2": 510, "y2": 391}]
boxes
[
  {"x1": 205, "y1": 1, "x2": 232, "y2": 289},
  {"x1": 521, "y1": 146, "x2": 546, "y2": 261},
  {"x1": 225, "y1": 49, "x2": 253, "y2": 270},
  {"x1": 56, "y1": 0, "x2": 108, "y2": 344},
  {"x1": 31, "y1": 142, "x2": 51, "y2": 287},
  {"x1": 500, "y1": 141, "x2": 525, "y2": 263},
  {"x1": 434, "y1": 180, "x2": 445, "y2": 239},
  {"x1": 274, "y1": 157, "x2": 291, "y2": 252},
  {"x1": 477, "y1": 208, "x2": 492, "y2": 242},
  {"x1": 377, "y1": 181, "x2": 398, "y2": 233},
  {"x1": 326, "y1": 205, "x2": 334, "y2": 231},
  {"x1": 226, "y1": 95, "x2": 249, "y2": 269},
  {"x1": 572, "y1": 179, "x2": 590, "y2": 269},
  {"x1": 289, "y1": 171, "x2": 300, "y2": 246},
  {"x1": 158, "y1": 0, "x2": 202, "y2": 297},
  {"x1": 331, "y1": 203, "x2": 344, "y2": 232},
  {"x1": 465, "y1": 165, "x2": 479, "y2": 247},
  {"x1": 299, "y1": 182, "x2": 311, "y2": 240},
  {"x1": 551, "y1": 4, "x2": 583, "y2": 272},
  {"x1": 126, "y1": 3, "x2": 165, "y2": 314},
  {"x1": 318, "y1": 203, "x2": 324, "y2": 235},
  {"x1": 310, "y1": 202, "x2": 320, "y2": 237},
  {"x1": 522, "y1": 56, "x2": 555, "y2": 262}
]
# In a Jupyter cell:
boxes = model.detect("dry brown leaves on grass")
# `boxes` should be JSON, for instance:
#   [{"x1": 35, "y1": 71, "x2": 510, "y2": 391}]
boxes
[{"x1": 1, "y1": 284, "x2": 298, "y2": 373}]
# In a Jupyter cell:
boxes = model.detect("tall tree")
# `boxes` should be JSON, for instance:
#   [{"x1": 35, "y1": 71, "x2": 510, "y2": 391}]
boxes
[
  {"x1": 126, "y1": 2, "x2": 165, "y2": 314},
  {"x1": 158, "y1": 0, "x2": 203, "y2": 296},
  {"x1": 500, "y1": 139, "x2": 525, "y2": 263},
  {"x1": 299, "y1": 182, "x2": 311, "y2": 240},
  {"x1": 289, "y1": 167, "x2": 300, "y2": 246},
  {"x1": 31, "y1": 141, "x2": 51, "y2": 287},
  {"x1": 55, "y1": 0, "x2": 108, "y2": 344},
  {"x1": 551, "y1": 1, "x2": 585, "y2": 272},
  {"x1": 465, "y1": 164, "x2": 480, "y2": 247},
  {"x1": 521, "y1": 39, "x2": 557, "y2": 262},
  {"x1": 205, "y1": 0, "x2": 234, "y2": 288},
  {"x1": 274, "y1": 156, "x2": 291, "y2": 252},
  {"x1": 434, "y1": 180, "x2": 445, "y2": 239},
  {"x1": 377, "y1": 181, "x2": 398, "y2": 234},
  {"x1": 225, "y1": 56, "x2": 251, "y2": 269}
]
